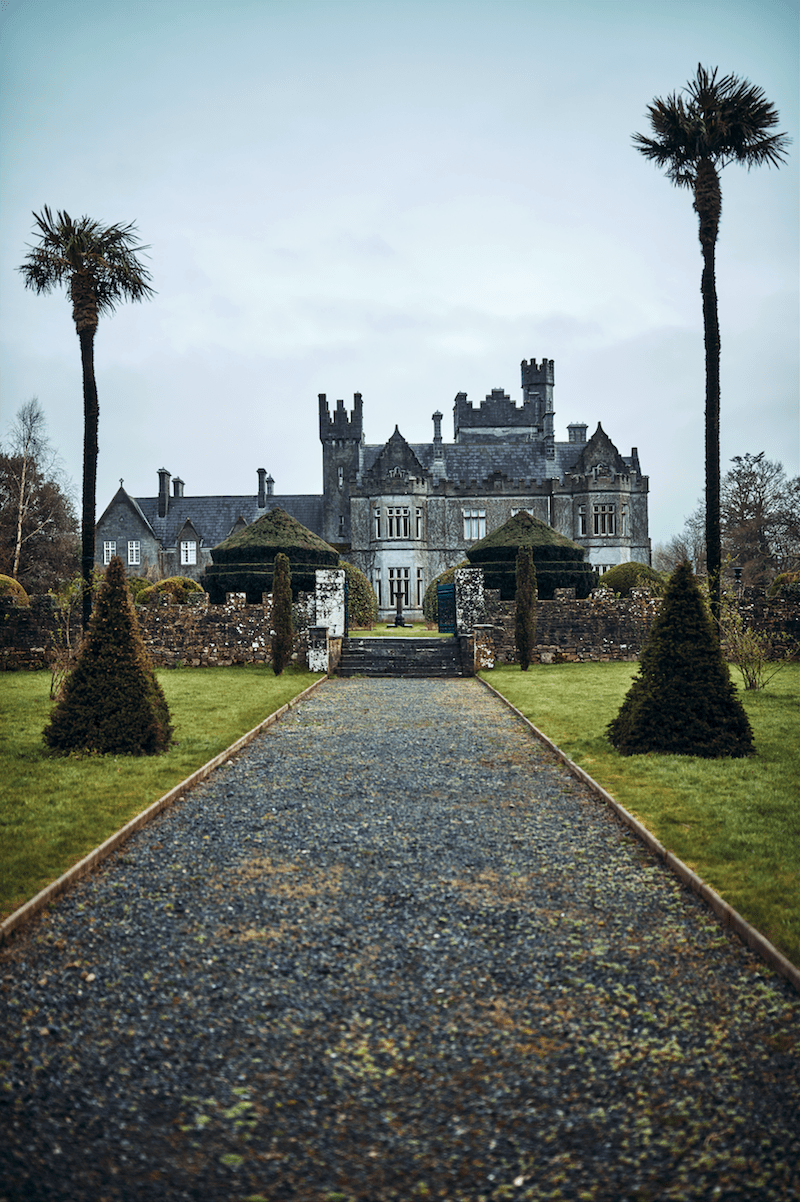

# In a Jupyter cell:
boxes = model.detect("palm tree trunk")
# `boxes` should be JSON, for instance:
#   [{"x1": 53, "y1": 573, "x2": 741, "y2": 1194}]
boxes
[
  {"x1": 695, "y1": 159, "x2": 722, "y2": 623},
  {"x1": 78, "y1": 326, "x2": 99, "y2": 629}
]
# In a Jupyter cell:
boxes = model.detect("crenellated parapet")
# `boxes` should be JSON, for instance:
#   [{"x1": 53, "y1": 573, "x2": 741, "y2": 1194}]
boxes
[{"x1": 319, "y1": 392, "x2": 363, "y2": 443}]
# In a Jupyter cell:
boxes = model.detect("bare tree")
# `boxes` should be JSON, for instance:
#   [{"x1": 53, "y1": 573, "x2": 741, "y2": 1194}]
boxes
[
  {"x1": 722, "y1": 453, "x2": 800, "y2": 584},
  {"x1": 653, "y1": 504, "x2": 706, "y2": 577},
  {"x1": 0, "y1": 399, "x2": 78, "y2": 590}
]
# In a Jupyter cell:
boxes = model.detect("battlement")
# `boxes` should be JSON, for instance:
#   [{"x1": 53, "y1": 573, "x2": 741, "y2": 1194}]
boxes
[
  {"x1": 454, "y1": 388, "x2": 536, "y2": 434},
  {"x1": 319, "y1": 392, "x2": 363, "y2": 442},
  {"x1": 521, "y1": 357, "x2": 555, "y2": 388}
]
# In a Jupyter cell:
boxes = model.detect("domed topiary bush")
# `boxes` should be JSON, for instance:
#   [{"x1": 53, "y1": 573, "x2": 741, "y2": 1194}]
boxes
[
  {"x1": 339, "y1": 560, "x2": 378, "y2": 629},
  {"x1": 201, "y1": 508, "x2": 338, "y2": 603},
  {"x1": 466, "y1": 511, "x2": 597, "y2": 600},
  {"x1": 422, "y1": 561, "x2": 469, "y2": 624},
  {"x1": 138, "y1": 576, "x2": 205, "y2": 605},
  {"x1": 607, "y1": 561, "x2": 754, "y2": 758},
  {"x1": 600, "y1": 561, "x2": 666, "y2": 597},
  {"x1": 0, "y1": 575, "x2": 30, "y2": 604},
  {"x1": 44, "y1": 556, "x2": 173, "y2": 755}
]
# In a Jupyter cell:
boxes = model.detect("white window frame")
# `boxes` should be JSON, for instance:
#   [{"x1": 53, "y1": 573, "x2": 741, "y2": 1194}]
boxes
[
  {"x1": 416, "y1": 567, "x2": 425, "y2": 607},
  {"x1": 386, "y1": 506, "x2": 410, "y2": 539},
  {"x1": 578, "y1": 505, "x2": 587, "y2": 537},
  {"x1": 415, "y1": 507, "x2": 423, "y2": 539},
  {"x1": 374, "y1": 508, "x2": 381, "y2": 539},
  {"x1": 181, "y1": 539, "x2": 197, "y2": 566},
  {"x1": 462, "y1": 508, "x2": 486, "y2": 541},
  {"x1": 127, "y1": 540, "x2": 141, "y2": 566},
  {"x1": 593, "y1": 504, "x2": 616, "y2": 537},
  {"x1": 103, "y1": 541, "x2": 116, "y2": 565}
]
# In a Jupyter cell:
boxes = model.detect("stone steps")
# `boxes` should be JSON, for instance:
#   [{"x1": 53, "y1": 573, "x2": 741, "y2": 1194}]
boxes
[{"x1": 337, "y1": 637, "x2": 466, "y2": 678}]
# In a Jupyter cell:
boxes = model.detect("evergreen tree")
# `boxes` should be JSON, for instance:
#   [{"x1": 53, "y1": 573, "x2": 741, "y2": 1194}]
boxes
[
  {"x1": 271, "y1": 552, "x2": 293, "y2": 676},
  {"x1": 514, "y1": 545, "x2": 537, "y2": 671},
  {"x1": 44, "y1": 556, "x2": 172, "y2": 754},
  {"x1": 607, "y1": 561, "x2": 753, "y2": 758}
]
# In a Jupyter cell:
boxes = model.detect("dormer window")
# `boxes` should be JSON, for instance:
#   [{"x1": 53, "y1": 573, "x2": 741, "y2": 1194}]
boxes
[{"x1": 181, "y1": 540, "x2": 197, "y2": 566}]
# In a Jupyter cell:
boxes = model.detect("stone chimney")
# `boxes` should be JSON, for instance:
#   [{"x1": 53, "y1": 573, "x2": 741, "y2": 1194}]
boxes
[
  {"x1": 257, "y1": 468, "x2": 267, "y2": 508},
  {"x1": 157, "y1": 468, "x2": 171, "y2": 518},
  {"x1": 172, "y1": 477, "x2": 185, "y2": 497}
]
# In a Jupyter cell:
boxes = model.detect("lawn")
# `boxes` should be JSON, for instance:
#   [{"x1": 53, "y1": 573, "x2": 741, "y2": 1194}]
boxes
[
  {"x1": 484, "y1": 662, "x2": 800, "y2": 968},
  {"x1": 0, "y1": 665, "x2": 321, "y2": 920},
  {"x1": 350, "y1": 623, "x2": 452, "y2": 637}
]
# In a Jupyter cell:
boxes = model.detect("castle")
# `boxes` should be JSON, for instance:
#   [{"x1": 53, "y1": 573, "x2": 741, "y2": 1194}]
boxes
[{"x1": 95, "y1": 357, "x2": 650, "y2": 618}]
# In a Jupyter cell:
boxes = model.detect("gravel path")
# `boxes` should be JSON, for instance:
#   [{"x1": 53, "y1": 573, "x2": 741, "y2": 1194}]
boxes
[{"x1": 1, "y1": 677, "x2": 798, "y2": 1202}]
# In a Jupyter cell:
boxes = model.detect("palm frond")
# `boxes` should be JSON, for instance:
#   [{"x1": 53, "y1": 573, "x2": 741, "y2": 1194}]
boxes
[
  {"x1": 18, "y1": 208, "x2": 155, "y2": 314},
  {"x1": 633, "y1": 63, "x2": 790, "y2": 178}
]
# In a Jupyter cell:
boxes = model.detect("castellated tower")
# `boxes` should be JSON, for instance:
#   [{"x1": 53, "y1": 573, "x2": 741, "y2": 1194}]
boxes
[
  {"x1": 319, "y1": 392, "x2": 363, "y2": 545},
  {"x1": 521, "y1": 357, "x2": 555, "y2": 458}
]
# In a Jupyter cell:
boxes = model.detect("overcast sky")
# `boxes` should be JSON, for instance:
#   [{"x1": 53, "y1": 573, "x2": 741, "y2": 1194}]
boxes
[{"x1": 1, "y1": 0, "x2": 797, "y2": 550}]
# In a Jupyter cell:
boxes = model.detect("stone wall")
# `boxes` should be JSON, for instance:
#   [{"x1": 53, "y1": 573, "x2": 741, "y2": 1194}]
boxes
[
  {"x1": 477, "y1": 587, "x2": 800, "y2": 666},
  {"x1": 0, "y1": 593, "x2": 312, "y2": 672},
  {"x1": 3, "y1": 587, "x2": 799, "y2": 671}
]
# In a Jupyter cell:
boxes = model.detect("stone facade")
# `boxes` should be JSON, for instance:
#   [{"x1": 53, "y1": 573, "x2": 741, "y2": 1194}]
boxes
[
  {"x1": 95, "y1": 355, "x2": 650, "y2": 621},
  {"x1": 323, "y1": 358, "x2": 650, "y2": 619}
]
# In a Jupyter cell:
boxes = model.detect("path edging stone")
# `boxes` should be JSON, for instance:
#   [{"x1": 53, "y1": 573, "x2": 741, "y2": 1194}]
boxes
[
  {"x1": 0, "y1": 676, "x2": 326, "y2": 946},
  {"x1": 479, "y1": 675, "x2": 800, "y2": 994}
]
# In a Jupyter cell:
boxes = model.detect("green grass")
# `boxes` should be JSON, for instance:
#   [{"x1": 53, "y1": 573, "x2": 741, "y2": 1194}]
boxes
[
  {"x1": 350, "y1": 623, "x2": 452, "y2": 638},
  {"x1": 0, "y1": 665, "x2": 321, "y2": 919},
  {"x1": 483, "y1": 662, "x2": 800, "y2": 967}
]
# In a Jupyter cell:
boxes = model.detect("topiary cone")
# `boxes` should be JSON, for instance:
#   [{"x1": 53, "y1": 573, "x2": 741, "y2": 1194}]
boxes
[
  {"x1": 43, "y1": 556, "x2": 172, "y2": 755},
  {"x1": 607, "y1": 560, "x2": 754, "y2": 758}
]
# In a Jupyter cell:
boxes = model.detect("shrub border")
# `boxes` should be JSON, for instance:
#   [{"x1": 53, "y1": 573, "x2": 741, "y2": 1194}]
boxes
[
  {"x1": 0, "y1": 675, "x2": 326, "y2": 945},
  {"x1": 479, "y1": 675, "x2": 800, "y2": 995}
]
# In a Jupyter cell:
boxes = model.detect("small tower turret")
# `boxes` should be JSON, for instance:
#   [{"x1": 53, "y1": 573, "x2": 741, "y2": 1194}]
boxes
[{"x1": 319, "y1": 392, "x2": 363, "y2": 545}]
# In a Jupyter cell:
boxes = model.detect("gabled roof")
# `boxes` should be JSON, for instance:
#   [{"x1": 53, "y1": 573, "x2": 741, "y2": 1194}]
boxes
[
  {"x1": 97, "y1": 486, "x2": 158, "y2": 537},
  {"x1": 569, "y1": 423, "x2": 629, "y2": 477},
  {"x1": 360, "y1": 438, "x2": 585, "y2": 487},
  {"x1": 363, "y1": 427, "x2": 428, "y2": 482},
  {"x1": 123, "y1": 494, "x2": 324, "y2": 548}
]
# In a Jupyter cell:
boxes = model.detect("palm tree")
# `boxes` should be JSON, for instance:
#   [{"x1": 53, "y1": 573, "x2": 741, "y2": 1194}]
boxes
[
  {"x1": 18, "y1": 207, "x2": 154, "y2": 626},
  {"x1": 633, "y1": 66, "x2": 789, "y2": 621}
]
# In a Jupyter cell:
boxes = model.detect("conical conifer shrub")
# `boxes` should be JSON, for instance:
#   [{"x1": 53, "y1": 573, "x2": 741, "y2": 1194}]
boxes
[
  {"x1": 44, "y1": 557, "x2": 172, "y2": 755},
  {"x1": 515, "y1": 545, "x2": 537, "y2": 670},
  {"x1": 271, "y1": 552, "x2": 293, "y2": 676},
  {"x1": 607, "y1": 560, "x2": 754, "y2": 758}
]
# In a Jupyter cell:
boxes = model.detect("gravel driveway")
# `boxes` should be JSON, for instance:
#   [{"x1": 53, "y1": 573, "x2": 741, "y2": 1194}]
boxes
[{"x1": 1, "y1": 677, "x2": 798, "y2": 1202}]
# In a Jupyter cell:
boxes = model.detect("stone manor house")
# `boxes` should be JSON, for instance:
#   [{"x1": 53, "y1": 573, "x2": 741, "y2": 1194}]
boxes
[{"x1": 95, "y1": 357, "x2": 650, "y2": 619}]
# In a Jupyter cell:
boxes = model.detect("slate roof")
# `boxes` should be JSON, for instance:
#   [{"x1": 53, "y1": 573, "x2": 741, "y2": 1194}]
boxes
[
  {"x1": 360, "y1": 439, "x2": 585, "y2": 486},
  {"x1": 358, "y1": 421, "x2": 639, "y2": 488},
  {"x1": 120, "y1": 494, "x2": 324, "y2": 548}
]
